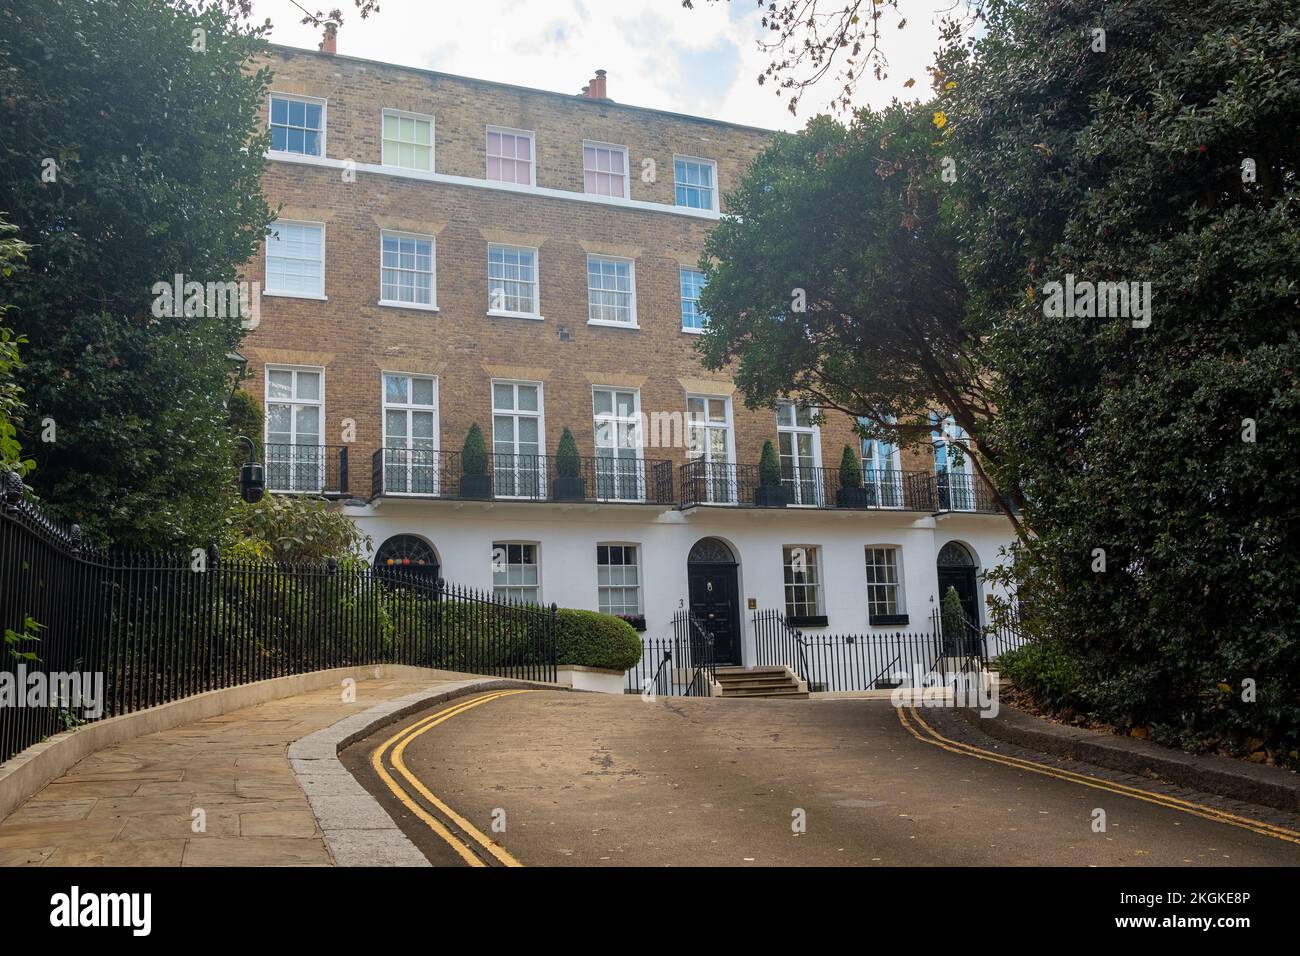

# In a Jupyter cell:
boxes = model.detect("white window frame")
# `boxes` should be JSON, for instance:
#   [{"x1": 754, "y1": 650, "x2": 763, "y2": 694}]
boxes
[
  {"x1": 492, "y1": 541, "x2": 541, "y2": 604},
  {"x1": 586, "y1": 254, "x2": 638, "y2": 329},
  {"x1": 263, "y1": 365, "x2": 325, "y2": 493},
  {"x1": 592, "y1": 386, "x2": 645, "y2": 501},
  {"x1": 686, "y1": 394, "x2": 736, "y2": 504},
  {"x1": 782, "y1": 545, "x2": 824, "y2": 620},
  {"x1": 381, "y1": 372, "x2": 440, "y2": 496},
  {"x1": 491, "y1": 380, "x2": 546, "y2": 499},
  {"x1": 775, "y1": 401, "x2": 823, "y2": 506},
  {"x1": 864, "y1": 546, "x2": 905, "y2": 621},
  {"x1": 264, "y1": 219, "x2": 326, "y2": 300},
  {"x1": 673, "y1": 154, "x2": 719, "y2": 213},
  {"x1": 486, "y1": 125, "x2": 536, "y2": 186},
  {"x1": 860, "y1": 422, "x2": 905, "y2": 509},
  {"x1": 582, "y1": 140, "x2": 630, "y2": 199},
  {"x1": 932, "y1": 414, "x2": 975, "y2": 512},
  {"x1": 380, "y1": 108, "x2": 435, "y2": 171},
  {"x1": 487, "y1": 244, "x2": 542, "y2": 320},
  {"x1": 268, "y1": 93, "x2": 327, "y2": 158},
  {"x1": 680, "y1": 267, "x2": 708, "y2": 333},
  {"x1": 596, "y1": 543, "x2": 642, "y2": 617},
  {"x1": 378, "y1": 230, "x2": 437, "y2": 311}
]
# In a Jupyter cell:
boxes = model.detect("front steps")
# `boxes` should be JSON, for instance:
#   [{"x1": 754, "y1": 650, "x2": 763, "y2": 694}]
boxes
[{"x1": 715, "y1": 666, "x2": 808, "y2": 700}]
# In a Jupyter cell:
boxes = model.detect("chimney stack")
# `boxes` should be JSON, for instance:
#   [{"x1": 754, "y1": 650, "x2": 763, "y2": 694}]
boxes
[
  {"x1": 581, "y1": 69, "x2": 608, "y2": 100},
  {"x1": 319, "y1": 22, "x2": 338, "y2": 54}
]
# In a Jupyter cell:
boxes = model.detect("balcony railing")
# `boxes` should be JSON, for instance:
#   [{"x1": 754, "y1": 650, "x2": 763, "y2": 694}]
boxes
[
  {"x1": 371, "y1": 447, "x2": 674, "y2": 504},
  {"x1": 934, "y1": 471, "x2": 1007, "y2": 514},
  {"x1": 678, "y1": 460, "x2": 937, "y2": 511},
  {"x1": 263, "y1": 443, "x2": 349, "y2": 497}
]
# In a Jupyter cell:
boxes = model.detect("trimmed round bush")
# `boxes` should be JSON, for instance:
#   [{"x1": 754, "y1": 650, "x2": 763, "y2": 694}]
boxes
[{"x1": 555, "y1": 608, "x2": 642, "y2": 670}]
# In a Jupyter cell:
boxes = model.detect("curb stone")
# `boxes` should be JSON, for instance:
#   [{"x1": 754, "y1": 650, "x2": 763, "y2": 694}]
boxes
[
  {"x1": 288, "y1": 677, "x2": 556, "y2": 866},
  {"x1": 954, "y1": 703, "x2": 1300, "y2": 815}
]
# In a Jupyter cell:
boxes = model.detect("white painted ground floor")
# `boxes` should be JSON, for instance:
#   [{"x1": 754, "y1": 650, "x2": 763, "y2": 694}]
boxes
[{"x1": 344, "y1": 498, "x2": 1017, "y2": 668}]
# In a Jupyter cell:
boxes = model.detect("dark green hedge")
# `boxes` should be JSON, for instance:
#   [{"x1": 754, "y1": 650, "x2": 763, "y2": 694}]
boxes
[{"x1": 555, "y1": 608, "x2": 643, "y2": 670}]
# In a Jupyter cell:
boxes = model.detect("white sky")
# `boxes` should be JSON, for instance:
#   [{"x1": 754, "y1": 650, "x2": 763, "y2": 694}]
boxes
[{"x1": 250, "y1": 0, "x2": 969, "y2": 131}]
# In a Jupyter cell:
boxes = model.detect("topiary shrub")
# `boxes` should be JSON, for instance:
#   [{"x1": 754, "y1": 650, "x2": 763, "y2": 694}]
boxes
[
  {"x1": 758, "y1": 440, "x2": 782, "y2": 487},
  {"x1": 838, "y1": 444, "x2": 862, "y2": 487},
  {"x1": 462, "y1": 423, "x2": 488, "y2": 475},
  {"x1": 555, "y1": 608, "x2": 642, "y2": 670},
  {"x1": 555, "y1": 427, "x2": 580, "y2": 478}
]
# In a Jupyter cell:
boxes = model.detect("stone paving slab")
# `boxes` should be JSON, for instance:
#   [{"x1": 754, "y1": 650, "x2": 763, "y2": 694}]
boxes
[{"x1": 0, "y1": 675, "x2": 462, "y2": 867}]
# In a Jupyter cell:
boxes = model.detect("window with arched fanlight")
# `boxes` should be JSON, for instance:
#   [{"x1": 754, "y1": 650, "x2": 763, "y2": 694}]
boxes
[
  {"x1": 688, "y1": 536, "x2": 735, "y2": 564},
  {"x1": 374, "y1": 534, "x2": 440, "y2": 582},
  {"x1": 937, "y1": 541, "x2": 976, "y2": 568}
]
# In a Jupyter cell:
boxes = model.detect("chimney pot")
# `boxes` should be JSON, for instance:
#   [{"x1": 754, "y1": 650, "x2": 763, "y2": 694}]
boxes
[
  {"x1": 588, "y1": 69, "x2": 608, "y2": 100},
  {"x1": 319, "y1": 23, "x2": 338, "y2": 54}
]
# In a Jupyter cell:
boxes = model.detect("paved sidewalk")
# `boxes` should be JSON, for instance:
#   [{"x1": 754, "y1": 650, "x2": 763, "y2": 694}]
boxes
[{"x1": 0, "y1": 675, "x2": 456, "y2": 867}]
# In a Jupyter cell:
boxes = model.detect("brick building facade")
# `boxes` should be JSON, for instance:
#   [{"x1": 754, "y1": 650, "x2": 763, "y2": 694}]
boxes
[{"x1": 238, "y1": 41, "x2": 1014, "y2": 670}]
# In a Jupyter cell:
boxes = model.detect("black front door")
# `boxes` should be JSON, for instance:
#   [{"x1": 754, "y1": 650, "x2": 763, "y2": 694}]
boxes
[
  {"x1": 688, "y1": 563, "x2": 740, "y2": 666},
  {"x1": 937, "y1": 566, "x2": 980, "y2": 652}
]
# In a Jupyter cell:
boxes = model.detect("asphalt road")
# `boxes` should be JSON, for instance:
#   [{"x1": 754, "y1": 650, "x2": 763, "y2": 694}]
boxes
[{"x1": 341, "y1": 690, "x2": 1300, "y2": 867}]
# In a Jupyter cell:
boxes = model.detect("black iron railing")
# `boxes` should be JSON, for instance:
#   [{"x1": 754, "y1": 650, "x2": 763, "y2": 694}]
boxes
[
  {"x1": 623, "y1": 609, "x2": 717, "y2": 697},
  {"x1": 934, "y1": 470, "x2": 1006, "y2": 514},
  {"x1": 0, "y1": 473, "x2": 556, "y2": 766},
  {"x1": 752, "y1": 608, "x2": 993, "y2": 693},
  {"x1": 678, "y1": 459, "x2": 938, "y2": 511},
  {"x1": 371, "y1": 447, "x2": 674, "y2": 504},
  {"x1": 263, "y1": 443, "x2": 349, "y2": 497}
]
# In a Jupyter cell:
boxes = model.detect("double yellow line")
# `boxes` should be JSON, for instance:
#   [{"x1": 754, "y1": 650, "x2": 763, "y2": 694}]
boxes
[
  {"x1": 897, "y1": 704, "x2": 1300, "y2": 846},
  {"x1": 371, "y1": 690, "x2": 532, "y2": 867}
]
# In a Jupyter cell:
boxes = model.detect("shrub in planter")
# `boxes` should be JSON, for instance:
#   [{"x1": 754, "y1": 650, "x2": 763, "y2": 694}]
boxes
[
  {"x1": 551, "y1": 427, "x2": 586, "y2": 501},
  {"x1": 755, "y1": 440, "x2": 788, "y2": 507},
  {"x1": 835, "y1": 444, "x2": 871, "y2": 509},
  {"x1": 460, "y1": 423, "x2": 491, "y2": 499},
  {"x1": 555, "y1": 608, "x2": 643, "y2": 671}
]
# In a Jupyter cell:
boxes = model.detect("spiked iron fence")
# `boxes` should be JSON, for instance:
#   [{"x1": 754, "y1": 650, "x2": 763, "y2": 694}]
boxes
[
  {"x1": 624, "y1": 609, "x2": 717, "y2": 697},
  {"x1": 0, "y1": 473, "x2": 555, "y2": 766}
]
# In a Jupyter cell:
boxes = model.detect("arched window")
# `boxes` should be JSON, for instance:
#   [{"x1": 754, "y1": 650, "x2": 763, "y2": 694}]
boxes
[
  {"x1": 688, "y1": 537, "x2": 735, "y2": 564},
  {"x1": 937, "y1": 541, "x2": 976, "y2": 568},
  {"x1": 374, "y1": 534, "x2": 439, "y2": 583}
]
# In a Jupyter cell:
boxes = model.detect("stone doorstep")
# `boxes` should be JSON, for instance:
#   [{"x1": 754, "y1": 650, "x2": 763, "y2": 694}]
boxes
[
  {"x1": 288, "y1": 677, "x2": 563, "y2": 867},
  {"x1": 955, "y1": 703, "x2": 1300, "y2": 815}
]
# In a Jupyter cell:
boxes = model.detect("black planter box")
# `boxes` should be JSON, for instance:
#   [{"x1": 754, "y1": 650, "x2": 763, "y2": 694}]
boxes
[
  {"x1": 754, "y1": 485, "x2": 789, "y2": 507},
  {"x1": 460, "y1": 473, "x2": 492, "y2": 499},
  {"x1": 869, "y1": 613, "x2": 910, "y2": 627},
  {"x1": 619, "y1": 614, "x2": 647, "y2": 632},
  {"x1": 836, "y1": 486, "x2": 872, "y2": 509},
  {"x1": 551, "y1": 475, "x2": 587, "y2": 501},
  {"x1": 787, "y1": 614, "x2": 829, "y2": 629}
]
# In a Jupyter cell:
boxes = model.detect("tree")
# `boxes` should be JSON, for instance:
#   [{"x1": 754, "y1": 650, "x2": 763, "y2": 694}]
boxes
[
  {"x1": 943, "y1": 0, "x2": 1300, "y2": 758},
  {"x1": 696, "y1": 102, "x2": 1017, "y2": 531},
  {"x1": 681, "y1": 0, "x2": 987, "y2": 114},
  {"x1": 0, "y1": 217, "x2": 33, "y2": 478},
  {"x1": 0, "y1": 0, "x2": 274, "y2": 546}
]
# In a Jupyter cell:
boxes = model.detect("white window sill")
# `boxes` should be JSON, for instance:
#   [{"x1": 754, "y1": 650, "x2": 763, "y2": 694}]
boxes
[
  {"x1": 681, "y1": 326, "x2": 707, "y2": 335},
  {"x1": 587, "y1": 319, "x2": 640, "y2": 330},
  {"x1": 268, "y1": 149, "x2": 324, "y2": 161},
  {"x1": 380, "y1": 162, "x2": 435, "y2": 174},
  {"x1": 264, "y1": 290, "x2": 327, "y2": 301},
  {"x1": 487, "y1": 310, "x2": 544, "y2": 321},
  {"x1": 378, "y1": 299, "x2": 439, "y2": 313}
]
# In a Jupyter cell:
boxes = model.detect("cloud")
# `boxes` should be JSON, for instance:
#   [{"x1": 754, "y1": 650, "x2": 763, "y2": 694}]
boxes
[{"x1": 251, "y1": 0, "x2": 959, "y2": 130}]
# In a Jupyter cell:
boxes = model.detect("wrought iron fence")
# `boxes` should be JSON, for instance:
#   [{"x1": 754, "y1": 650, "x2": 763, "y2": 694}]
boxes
[
  {"x1": 752, "y1": 608, "x2": 989, "y2": 693},
  {"x1": 0, "y1": 474, "x2": 555, "y2": 766},
  {"x1": 263, "y1": 443, "x2": 350, "y2": 497},
  {"x1": 679, "y1": 459, "x2": 938, "y2": 511},
  {"x1": 371, "y1": 447, "x2": 674, "y2": 504},
  {"x1": 624, "y1": 609, "x2": 717, "y2": 697}
]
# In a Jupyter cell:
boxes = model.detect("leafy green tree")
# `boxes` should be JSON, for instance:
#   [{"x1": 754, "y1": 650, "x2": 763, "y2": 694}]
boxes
[
  {"x1": 0, "y1": 0, "x2": 274, "y2": 546},
  {"x1": 0, "y1": 217, "x2": 33, "y2": 477},
  {"x1": 221, "y1": 493, "x2": 370, "y2": 564},
  {"x1": 942, "y1": 0, "x2": 1300, "y2": 758},
  {"x1": 695, "y1": 103, "x2": 1015, "y2": 527}
]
